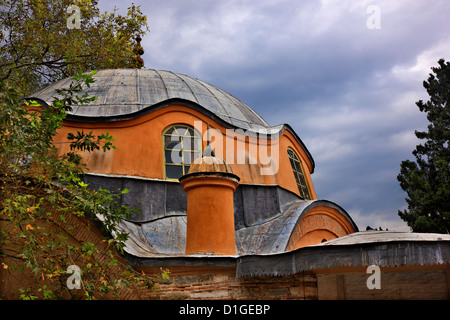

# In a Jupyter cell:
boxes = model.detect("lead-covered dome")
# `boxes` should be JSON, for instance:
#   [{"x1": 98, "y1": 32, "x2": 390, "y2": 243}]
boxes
[{"x1": 28, "y1": 68, "x2": 269, "y2": 130}]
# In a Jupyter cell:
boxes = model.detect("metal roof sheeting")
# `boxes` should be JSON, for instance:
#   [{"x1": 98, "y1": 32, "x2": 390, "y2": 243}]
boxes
[
  {"x1": 311, "y1": 230, "x2": 450, "y2": 246},
  {"x1": 237, "y1": 232, "x2": 450, "y2": 277},
  {"x1": 235, "y1": 200, "x2": 357, "y2": 255},
  {"x1": 27, "y1": 68, "x2": 316, "y2": 170},
  {"x1": 28, "y1": 68, "x2": 269, "y2": 130},
  {"x1": 117, "y1": 199, "x2": 358, "y2": 258}
]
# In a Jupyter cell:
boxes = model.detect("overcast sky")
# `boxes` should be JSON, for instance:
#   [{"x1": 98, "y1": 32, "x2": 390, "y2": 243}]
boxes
[{"x1": 100, "y1": 0, "x2": 449, "y2": 232}]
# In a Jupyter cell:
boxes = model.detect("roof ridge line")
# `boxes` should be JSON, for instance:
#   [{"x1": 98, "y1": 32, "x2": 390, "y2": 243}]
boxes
[
  {"x1": 153, "y1": 69, "x2": 170, "y2": 100},
  {"x1": 170, "y1": 72, "x2": 200, "y2": 104},
  {"x1": 135, "y1": 69, "x2": 141, "y2": 107},
  {"x1": 101, "y1": 69, "x2": 121, "y2": 105},
  {"x1": 189, "y1": 77, "x2": 231, "y2": 118},
  {"x1": 199, "y1": 79, "x2": 269, "y2": 126}
]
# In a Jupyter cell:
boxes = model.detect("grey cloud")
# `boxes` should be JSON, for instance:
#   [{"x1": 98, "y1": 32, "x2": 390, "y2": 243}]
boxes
[{"x1": 99, "y1": 0, "x2": 448, "y2": 231}]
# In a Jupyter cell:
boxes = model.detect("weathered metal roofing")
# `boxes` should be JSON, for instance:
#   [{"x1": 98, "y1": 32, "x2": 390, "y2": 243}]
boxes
[
  {"x1": 235, "y1": 199, "x2": 357, "y2": 255},
  {"x1": 28, "y1": 68, "x2": 269, "y2": 130},
  {"x1": 122, "y1": 216, "x2": 187, "y2": 256},
  {"x1": 119, "y1": 217, "x2": 187, "y2": 257},
  {"x1": 28, "y1": 68, "x2": 316, "y2": 171},
  {"x1": 117, "y1": 199, "x2": 358, "y2": 258},
  {"x1": 123, "y1": 229, "x2": 450, "y2": 277},
  {"x1": 237, "y1": 231, "x2": 450, "y2": 277},
  {"x1": 311, "y1": 230, "x2": 450, "y2": 246}
]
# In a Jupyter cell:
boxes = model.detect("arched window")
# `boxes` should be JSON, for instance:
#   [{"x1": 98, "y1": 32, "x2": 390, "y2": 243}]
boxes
[
  {"x1": 287, "y1": 148, "x2": 311, "y2": 200},
  {"x1": 163, "y1": 125, "x2": 202, "y2": 180}
]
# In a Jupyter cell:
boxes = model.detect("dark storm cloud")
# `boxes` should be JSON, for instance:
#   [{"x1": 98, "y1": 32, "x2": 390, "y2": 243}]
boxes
[{"x1": 100, "y1": 0, "x2": 449, "y2": 230}]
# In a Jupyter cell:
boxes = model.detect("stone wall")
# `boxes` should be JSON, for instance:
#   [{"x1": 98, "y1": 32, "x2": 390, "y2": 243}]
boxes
[
  {"x1": 317, "y1": 268, "x2": 450, "y2": 300},
  {"x1": 135, "y1": 264, "x2": 450, "y2": 300},
  {"x1": 139, "y1": 268, "x2": 318, "y2": 300}
]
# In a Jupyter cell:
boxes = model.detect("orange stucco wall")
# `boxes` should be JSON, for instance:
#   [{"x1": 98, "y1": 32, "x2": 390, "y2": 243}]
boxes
[
  {"x1": 53, "y1": 104, "x2": 317, "y2": 199},
  {"x1": 286, "y1": 206, "x2": 357, "y2": 251},
  {"x1": 31, "y1": 104, "x2": 359, "y2": 258},
  {"x1": 278, "y1": 133, "x2": 317, "y2": 199}
]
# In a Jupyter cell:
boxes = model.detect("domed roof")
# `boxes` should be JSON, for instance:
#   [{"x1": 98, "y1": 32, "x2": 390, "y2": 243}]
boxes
[{"x1": 28, "y1": 68, "x2": 269, "y2": 130}]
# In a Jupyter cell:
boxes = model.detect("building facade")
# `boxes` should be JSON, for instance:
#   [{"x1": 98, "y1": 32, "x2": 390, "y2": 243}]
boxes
[
  {"x1": 29, "y1": 68, "x2": 358, "y2": 257},
  {"x1": 26, "y1": 68, "x2": 450, "y2": 300}
]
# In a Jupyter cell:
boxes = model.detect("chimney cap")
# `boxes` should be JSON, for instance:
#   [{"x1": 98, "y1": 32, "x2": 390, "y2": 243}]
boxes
[
  {"x1": 179, "y1": 156, "x2": 240, "y2": 183},
  {"x1": 190, "y1": 156, "x2": 233, "y2": 174}
]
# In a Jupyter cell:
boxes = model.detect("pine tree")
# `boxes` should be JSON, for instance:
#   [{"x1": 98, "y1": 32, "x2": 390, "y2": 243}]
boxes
[{"x1": 397, "y1": 59, "x2": 450, "y2": 234}]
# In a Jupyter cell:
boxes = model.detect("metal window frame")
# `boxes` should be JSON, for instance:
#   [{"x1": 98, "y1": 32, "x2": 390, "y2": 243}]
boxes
[
  {"x1": 162, "y1": 124, "x2": 202, "y2": 181},
  {"x1": 287, "y1": 148, "x2": 311, "y2": 200}
]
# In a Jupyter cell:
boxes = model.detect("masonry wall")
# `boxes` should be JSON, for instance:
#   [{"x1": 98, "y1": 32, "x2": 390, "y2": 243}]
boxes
[
  {"x1": 0, "y1": 205, "x2": 141, "y2": 300},
  {"x1": 138, "y1": 268, "x2": 318, "y2": 300},
  {"x1": 135, "y1": 264, "x2": 450, "y2": 300},
  {"x1": 316, "y1": 267, "x2": 450, "y2": 300}
]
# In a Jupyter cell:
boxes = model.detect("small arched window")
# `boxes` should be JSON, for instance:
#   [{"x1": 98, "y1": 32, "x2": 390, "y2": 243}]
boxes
[
  {"x1": 287, "y1": 148, "x2": 311, "y2": 200},
  {"x1": 163, "y1": 125, "x2": 202, "y2": 180}
]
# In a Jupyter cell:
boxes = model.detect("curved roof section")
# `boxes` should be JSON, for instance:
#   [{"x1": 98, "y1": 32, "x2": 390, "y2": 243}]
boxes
[
  {"x1": 237, "y1": 231, "x2": 450, "y2": 276},
  {"x1": 28, "y1": 68, "x2": 269, "y2": 130},
  {"x1": 235, "y1": 199, "x2": 358, "y2": 255},
  {"x1": 28, "y1": 68, "x2": 315, "y2": 171},
  {"x1": 313, "y1": 230, "x2": 450, "y2": 246},
  {"x1": 117, "y1": 199, "x2": 358, "y2": 258}
]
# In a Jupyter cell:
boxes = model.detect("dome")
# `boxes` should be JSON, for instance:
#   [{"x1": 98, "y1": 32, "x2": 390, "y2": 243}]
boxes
[
  {"x1": 28, "y1": 68, "x2": 269, "y2": 130},
  {"x1": 27, "y1": 68, "x2": 316, "y2": 171}
]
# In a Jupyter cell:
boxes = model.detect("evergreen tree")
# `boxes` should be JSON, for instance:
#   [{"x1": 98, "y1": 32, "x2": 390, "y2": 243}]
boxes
[{"x1": 397, "y1": 59, "x2": 450, "y2": 234}]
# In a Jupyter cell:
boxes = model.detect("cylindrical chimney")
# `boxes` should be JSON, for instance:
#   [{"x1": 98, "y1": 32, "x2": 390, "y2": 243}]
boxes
[{"x1": 179, "y1": 156, "x2": 239, "y2": 255}]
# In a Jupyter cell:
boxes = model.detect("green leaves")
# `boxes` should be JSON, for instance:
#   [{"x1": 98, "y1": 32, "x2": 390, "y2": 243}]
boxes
[
  {"x1": 0, "y1": 71, "x2": 155, "y2": 300},
  {"x1": 1, "y1": 0, "x2": 149, "y2": 96},
  {"x1": 67, "y1": 130, "x2": 117, "y2": 153},
  {"x1": 0, "y1": 0, "x2": 157, "y2": 300},
  {"x1": 397, "y1": 59, "x2": 450, "y2": 234}
]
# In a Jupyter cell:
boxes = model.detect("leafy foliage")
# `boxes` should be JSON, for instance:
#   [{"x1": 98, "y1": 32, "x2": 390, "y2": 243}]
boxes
[
  {"x1": 397, "y1": 59, "x2": 450, "y2": 233},
  {"x1": 0, "y1": 0, "x2": 149, "y2": 95},
  {"x1": 0, "y1": 72, "x2": 168, "y2": 299}
]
